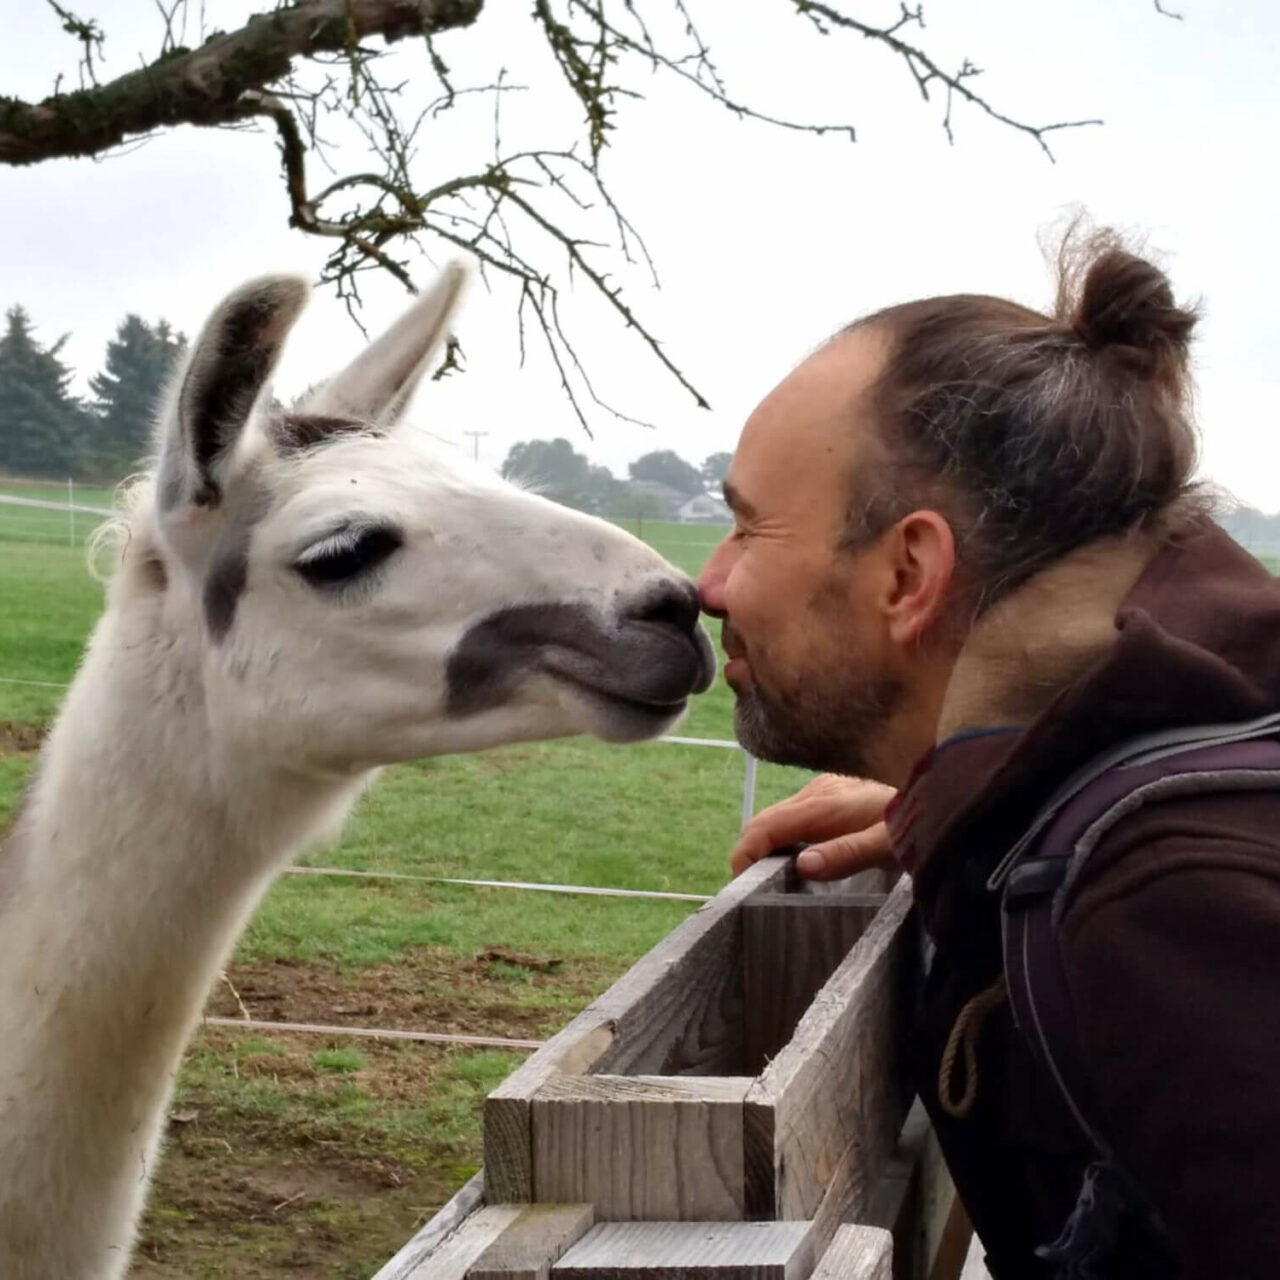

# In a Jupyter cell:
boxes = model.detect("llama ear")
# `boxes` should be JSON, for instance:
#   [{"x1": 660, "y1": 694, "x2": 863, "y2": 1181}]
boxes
[
  {"x1": 158, "y1": 276, "x2": 309, "y2": 510},
  {"x1": 302, "y1": 260, "x2": 468, "y2": 425}
]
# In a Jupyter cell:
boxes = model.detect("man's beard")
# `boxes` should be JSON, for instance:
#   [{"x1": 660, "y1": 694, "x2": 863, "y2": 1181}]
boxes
[{"x1": 733, "y1": 664, "x2": 905, "y2": 779}]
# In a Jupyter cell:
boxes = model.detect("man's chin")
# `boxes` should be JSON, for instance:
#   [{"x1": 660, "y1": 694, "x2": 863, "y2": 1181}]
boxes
[
  {"x1": 732, "y1": 686, "x2": 891, "y2": 779},
  {"x1": 733, "y1": 692, "x2": 821, "y2": 770}
]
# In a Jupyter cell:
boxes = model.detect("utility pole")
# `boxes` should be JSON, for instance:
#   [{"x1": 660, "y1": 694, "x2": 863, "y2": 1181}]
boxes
[{"x1": 464, "y1": 430, "x2": 489, "y2": 462}]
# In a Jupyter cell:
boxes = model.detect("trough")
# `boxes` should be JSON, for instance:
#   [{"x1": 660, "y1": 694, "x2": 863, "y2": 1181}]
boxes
[{"x1": 374, "y1": 855, "x2": 988, "y2": 1279}]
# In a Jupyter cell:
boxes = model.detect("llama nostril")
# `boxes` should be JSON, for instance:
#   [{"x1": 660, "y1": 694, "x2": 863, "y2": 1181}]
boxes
[{"x1": 623, "y1": 580, "x2": 701, "y2": 635}]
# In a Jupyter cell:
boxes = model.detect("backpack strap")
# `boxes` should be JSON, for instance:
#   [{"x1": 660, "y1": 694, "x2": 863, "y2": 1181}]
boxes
[{"x1": 992, "y1": 711, "x2": 1280, "y2": 1275}]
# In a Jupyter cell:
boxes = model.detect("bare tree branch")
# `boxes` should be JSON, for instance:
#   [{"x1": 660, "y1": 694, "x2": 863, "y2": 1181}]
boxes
[
  {"x1": 41, "y1": 0, "x2": 105, "y2": 90},
  {"x1": 785, "y1": 1, "x2": 1102, "y2": 159},
  {"x1": 5, "y1": 0, "x2": 1131, "y2": 432},
  {"x1": 0, "y1": 0, "x2": 482, "y2": 165}
]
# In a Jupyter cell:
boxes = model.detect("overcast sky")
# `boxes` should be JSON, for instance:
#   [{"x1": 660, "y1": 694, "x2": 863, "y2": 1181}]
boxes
[{"x1": 5, "y1": 1, "x2": 1279, "y2": 509}]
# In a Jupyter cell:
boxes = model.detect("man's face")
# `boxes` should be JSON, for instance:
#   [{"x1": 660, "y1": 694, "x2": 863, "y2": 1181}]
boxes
[{"x1": 698, "y1": 329, "x2": 905, "y2": 779}]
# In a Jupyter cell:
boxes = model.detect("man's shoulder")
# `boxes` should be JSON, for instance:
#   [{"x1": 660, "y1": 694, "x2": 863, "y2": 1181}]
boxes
[{"x1": 1061, "y1": 784, "x2": 1280, "y2": 943}]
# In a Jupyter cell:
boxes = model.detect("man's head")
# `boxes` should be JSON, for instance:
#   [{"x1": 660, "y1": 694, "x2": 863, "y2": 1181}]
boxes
[{"x1": 699, "y1": 227, "x2": 1200, "y2": 786}]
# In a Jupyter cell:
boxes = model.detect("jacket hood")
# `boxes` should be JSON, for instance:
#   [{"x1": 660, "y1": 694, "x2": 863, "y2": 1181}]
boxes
[{"x1": 889, "y1": 519, "x2": 1280, "y2": 956}]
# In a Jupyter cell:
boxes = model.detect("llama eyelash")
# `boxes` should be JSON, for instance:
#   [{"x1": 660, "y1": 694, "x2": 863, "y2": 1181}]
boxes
[
  {"x1": 294, "y1": 523, "x2": 371, "y2": 566},
  {"x1": 292, "y1": 521, "x2": 405, "y2": 589}
]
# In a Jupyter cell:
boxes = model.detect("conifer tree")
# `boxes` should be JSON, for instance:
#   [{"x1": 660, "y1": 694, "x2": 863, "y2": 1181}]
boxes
[
  {"x1": 0, "y1": 306, "x2": 85, "y2": 478},
  {"x1": 89, "y1": 316, "x2": 186, "y2": 477}
]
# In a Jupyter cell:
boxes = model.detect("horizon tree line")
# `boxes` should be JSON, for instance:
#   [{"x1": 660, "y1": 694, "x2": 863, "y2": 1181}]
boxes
[{"x1": 0, "y1": 308, "x2": 731, "y2": 520}]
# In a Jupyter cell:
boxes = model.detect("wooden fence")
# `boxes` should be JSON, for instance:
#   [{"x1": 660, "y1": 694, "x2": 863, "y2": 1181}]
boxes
[{"x1": 373, "y1": 856, "x2": 989, "y2": 1279}]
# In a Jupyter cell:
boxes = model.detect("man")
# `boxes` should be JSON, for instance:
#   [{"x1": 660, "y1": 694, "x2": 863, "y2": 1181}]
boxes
[{"x1": 698, "y1": 228, "x2": 1280, "y2": 1278}]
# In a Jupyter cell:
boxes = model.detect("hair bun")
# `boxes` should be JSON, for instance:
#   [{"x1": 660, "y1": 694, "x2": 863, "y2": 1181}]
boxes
[{"x1": 1068, "y1": 244, "x2": 1197, "y2": 374}]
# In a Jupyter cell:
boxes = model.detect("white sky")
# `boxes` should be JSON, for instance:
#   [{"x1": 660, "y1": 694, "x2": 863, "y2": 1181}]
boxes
[{"x1": 4, "y1": 1, "x2": 1279, "y2": 509}]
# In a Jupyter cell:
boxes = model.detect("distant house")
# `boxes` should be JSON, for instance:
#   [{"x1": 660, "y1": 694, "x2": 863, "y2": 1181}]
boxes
[
  {"x1": 676, "y1": 492, "x2": 732, "y2": 524},
  {"x1": 623, "y1": 479, "x2": 688, "y2": 519}
]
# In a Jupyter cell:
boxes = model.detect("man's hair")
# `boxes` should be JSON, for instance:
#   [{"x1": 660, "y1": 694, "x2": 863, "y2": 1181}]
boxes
[{"x1": 845, "y1": 225, "x2": 1201, "y2": 609}]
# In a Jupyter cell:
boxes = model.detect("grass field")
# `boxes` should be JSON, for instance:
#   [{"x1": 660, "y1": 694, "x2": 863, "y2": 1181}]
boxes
[{"x1": 0, "y1": 485, "x2": 808, "y2": 1279}]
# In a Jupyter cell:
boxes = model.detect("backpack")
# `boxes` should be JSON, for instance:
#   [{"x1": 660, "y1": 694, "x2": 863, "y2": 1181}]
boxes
[{"x1": 987, "y1": 709, "x2": 1280, "y2": 1278}]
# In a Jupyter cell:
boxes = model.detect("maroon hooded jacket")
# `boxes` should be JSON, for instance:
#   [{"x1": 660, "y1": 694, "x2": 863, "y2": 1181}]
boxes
[{"x1": 887, "y1": 522, "x2": 1280, "y2": 1278}]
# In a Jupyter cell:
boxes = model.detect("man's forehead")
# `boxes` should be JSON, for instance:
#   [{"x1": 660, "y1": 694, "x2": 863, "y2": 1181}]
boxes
[{"x1": 729, "y1": 327, "x2": 885, "y2": 499}]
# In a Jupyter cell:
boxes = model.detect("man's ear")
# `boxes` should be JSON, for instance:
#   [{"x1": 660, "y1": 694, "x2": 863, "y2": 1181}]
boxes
[
  {"x1": 158, "y1": 276, "x2": 309, "y2": 511},
  {"x1": 882, "y1": 510, "x2": 957, "y2": 647}
]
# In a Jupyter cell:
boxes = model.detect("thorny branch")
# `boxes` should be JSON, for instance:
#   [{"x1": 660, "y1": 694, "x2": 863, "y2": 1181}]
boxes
[{"x1": 7, "y1": 0, "x2": 1121, "y2": 430}]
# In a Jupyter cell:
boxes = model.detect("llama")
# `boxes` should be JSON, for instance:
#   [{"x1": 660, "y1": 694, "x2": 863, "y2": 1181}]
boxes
[{"x1": 0, "y1": 263, "x2": 714, "y2": 1279}]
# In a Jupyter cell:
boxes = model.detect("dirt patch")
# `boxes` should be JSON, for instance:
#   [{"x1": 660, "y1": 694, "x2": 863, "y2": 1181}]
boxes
[
  {"x1": 207, "y1": 946, "x2": 606, "y2": 1041},
  {"x1": 130, "y1": 1028, "x2": 499, "y2": 1279},
  {"x1": 131, "y1": 1133, "x2": 456, "y2": 1279},
  {"x1": 0, "y1": 720, "x2": 44, "y2": 755},
  {"x1": 127, "y1": 949, "x2": 613, "y2": 1276}
]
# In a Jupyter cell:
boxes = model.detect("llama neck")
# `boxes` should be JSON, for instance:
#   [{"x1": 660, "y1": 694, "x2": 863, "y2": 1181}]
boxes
[{"x1": 0, "y1": 589, "x2": 367, "y2": 1278}]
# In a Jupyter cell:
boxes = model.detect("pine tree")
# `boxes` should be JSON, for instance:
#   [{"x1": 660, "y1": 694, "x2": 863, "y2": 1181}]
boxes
[
  {"x1": 0, "y1": 306, "x2": 86, "y2": 478},
  {"x1": 89, "y1": 315, "x2": 186, "y2": 477}
]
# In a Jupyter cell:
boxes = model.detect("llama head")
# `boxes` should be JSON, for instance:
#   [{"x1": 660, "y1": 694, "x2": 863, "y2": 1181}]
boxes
[{"x1": 140, "y1": 263, "x2": 715, "y2": 772}]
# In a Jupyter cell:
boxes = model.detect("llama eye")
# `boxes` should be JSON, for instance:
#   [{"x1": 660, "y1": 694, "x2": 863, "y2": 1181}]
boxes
[{"x1": 294, "y1": 525, "x2": 403, "y2": 588}]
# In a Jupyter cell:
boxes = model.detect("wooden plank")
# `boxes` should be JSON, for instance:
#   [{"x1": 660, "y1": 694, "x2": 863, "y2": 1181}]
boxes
[
  {"x1": 374, "y1": 1172, "x2": 486, "y2": 1280},
  {"x1": 552, "y1": 1220, "x2": 815, "y2": 1279},
  {"x1": 745, "y1": 878, "x2": 914, "y2": 1221},
  {"x1": 810, "y1": 1225, "x2": 894, "y2": 1280},
  {"x1": 468, "y1": 1203, "x2": 596, "y2": 1280},
  {"x1": 486, "y1": 856, "x2": 793, "y2": 1202},
  {"x1": 742, "y1": 895, "x2": 883, "y2": 1074},
  {"x1": 533, "y1": 1074, "x2": 750, "y2": 1220},
  {"x1": 865, "y1": 1103, "x2": 967, "y2": 1280},
  {"x1": 927, "y1": 1197, "x2": 973, "y2": 1280},
  {"x1": 959, "y1": 1234, "x2": 991, "y2": 1280},
  {"x1": 386, "y1": 1203, "x2": 525, "y2": 1280}
]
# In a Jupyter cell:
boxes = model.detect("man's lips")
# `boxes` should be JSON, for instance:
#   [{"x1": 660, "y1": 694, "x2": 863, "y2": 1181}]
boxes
[{"x1": 720, "y1": 622, "x2": 752, "y2": 687}]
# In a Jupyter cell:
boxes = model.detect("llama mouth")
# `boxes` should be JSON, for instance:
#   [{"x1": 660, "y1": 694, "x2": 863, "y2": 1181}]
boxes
[
  {"x1": 446, "y1": 599, "x2": 712, "y2": 728},
  {"x1": 548, "y1": 671, "x2": 690, "y2": 743}
]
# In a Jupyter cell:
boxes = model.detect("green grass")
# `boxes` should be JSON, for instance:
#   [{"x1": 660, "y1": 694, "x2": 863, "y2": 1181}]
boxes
[
  {"x1": 0, "y1": 477, "x2": 117, "y2": 547},
  {"x1": 311, "y1": 1047, "x2": 368, "y2": 1074}
]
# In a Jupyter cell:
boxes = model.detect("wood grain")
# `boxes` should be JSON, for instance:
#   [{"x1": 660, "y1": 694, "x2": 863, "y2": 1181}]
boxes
[
  {"x1": 485, "y1": 856, "x2": 793, "y2": 1202},
  {"x1": 373, "y1": 1172, "x2": 486, "y2": 1280},
  {"x1": 551, "y1": 1220, "x2": 815, "y2": 1279},
  {"x1": 741, "y1": 895, "x2": 883, "y2": 1074},
  {"x1": 745, "y1": 878, "x2": 914, "y2": 1221},
  {"x1": 532, "y1": 1074, "x2": 751, "y2": 1220},
  {"x1": 468, "y1": 1203, "x2": 596, "y2": 1280},
  {"x1": 810, "y1": 1225, "x2": 894, "y2": 1280},
  {"x1": 376, "y1": 1201, "x2": 523, "y2": 1280},
  {"x1": 865, "y1": 1102, "x2": 968, "y2": 1280}
]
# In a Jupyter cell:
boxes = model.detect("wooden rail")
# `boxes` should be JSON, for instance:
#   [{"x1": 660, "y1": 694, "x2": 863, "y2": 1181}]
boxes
[{"x1": 374, "y1": 856, "x2": 990, "y2": 1280}]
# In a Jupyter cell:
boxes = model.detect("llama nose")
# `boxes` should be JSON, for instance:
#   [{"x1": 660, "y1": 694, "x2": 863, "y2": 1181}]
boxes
[{"x1": 621, "y1": 579, "x2": 702, "y2": 637}]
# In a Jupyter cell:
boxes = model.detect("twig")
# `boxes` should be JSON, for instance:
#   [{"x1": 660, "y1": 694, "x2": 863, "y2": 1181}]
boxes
[{"x1": 219, "y1": 970, "x2": 252, "y2": 1022}]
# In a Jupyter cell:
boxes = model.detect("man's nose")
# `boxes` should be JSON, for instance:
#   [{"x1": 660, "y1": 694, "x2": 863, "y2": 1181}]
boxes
[{"x1": 697, "y1": 537, "x2": 731, "y2": 620}]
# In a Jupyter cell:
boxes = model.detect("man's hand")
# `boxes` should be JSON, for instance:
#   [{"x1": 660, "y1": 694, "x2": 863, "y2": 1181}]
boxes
[{"x1": 730, "y1": 774, "x2": 897, "y2": 880}]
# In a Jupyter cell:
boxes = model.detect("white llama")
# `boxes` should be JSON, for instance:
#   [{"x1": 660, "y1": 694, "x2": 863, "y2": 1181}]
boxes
[{"x1": 0, "y1": 263, "x2": 714, "y2": 1279}]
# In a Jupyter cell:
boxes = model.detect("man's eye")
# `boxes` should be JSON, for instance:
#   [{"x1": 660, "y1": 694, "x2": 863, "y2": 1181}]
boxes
[{"x1": 294, "y1": 526, "x2": 403, "y2": 587}]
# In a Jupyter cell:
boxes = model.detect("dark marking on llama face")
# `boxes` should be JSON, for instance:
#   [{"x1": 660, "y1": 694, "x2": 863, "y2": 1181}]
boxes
[
  {"x1": 202, "y1": 482, "x2": 271, "y2": 642},
  {"x1": 446, "y1": 585, "x2": 713, "y2": 719},
  {"x1": 268, "y1": 412, "x2": 375, "y2": 454},
  {"x1": 204, "y1": 548, "x2": 248, "y2": 642}
]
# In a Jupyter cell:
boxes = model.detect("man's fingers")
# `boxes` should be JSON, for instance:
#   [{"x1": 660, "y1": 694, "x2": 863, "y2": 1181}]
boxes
[
  {"x1": 729, "y1": 802, "x2": 819, "y2": 876},
  {"x1": 794, "y1": 824, "x2": 893, "y2": 881},
  {"x1": 728, "y1": 777, "x2": 898, "y2": 878}
]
